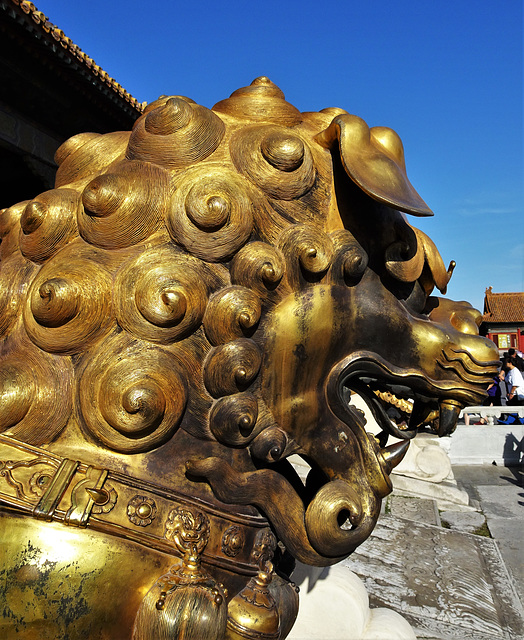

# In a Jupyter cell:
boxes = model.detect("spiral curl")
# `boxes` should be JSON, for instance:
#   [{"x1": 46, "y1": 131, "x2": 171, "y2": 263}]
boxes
[
  {"x1": 116, "y1": 244, "x2": 225, "y2": 344},
  {"x1": 230, "y1": 125, "x2": 315, "y2": 201},
  {"x1": 24, "y1": 248, "x2": 113, "y2": 355},
  {"x1": 212, "y1": 76, "x2": 302, "y2": 126},
  {"x1": 0, "y1": 201, "x2": 29, "y2": 259},
  {"x1": 203, "y1": 286, "x2": 261, "y2": 346},
  {"x1": 142, "y1": 95, "x2": 196, "y2": 117},
  {"x1": 55, "y1": 131, "x2": 130, "y2": 189},
  {"x1": 127, "y1": 97, "x2": 225, "y2": 169},
  {"x1": 20, "y1": 189, "x2": 79, "y2": 263},
  {"x1": 78, "y1": 161, "x2": 172, "y2": 250},
  {"x1": 204, "y1": 338, "x2": 262, "y2": 398},
  {"x1": 79, "y1": 335, "x2": 188, "y2": 453},
  {"x1": 328, "y1": 230, "x2": 368, "y2": 285},
  {"x1": 414, "y1": 226, "x2": 455, "y2": 294},
  {"x1": 230, "y1": 242, "x2": 286, "y2": 299},
  {"x1": 277, "y1": 225, "x2": 333, "y2": 288},
  {"x1": 305, "y1": 479, "x2": 365, "y2": 557},
  {"x1": 384, "y1": 223, "x2": 424, "y2": 283},
  {"x1": 54, "y1": 132, "x2": 101, "y2": 167},
  {"x1": 0, "y1": 340, "x2": 73, "y2": 445},
  {"x1": 249, "y1": 426, "x2": 288, "y2": 463},
  {"x1": 208, "y1": 393, "x2": 260, "y2": 447},
  {"x1": 0, "y1": 255, "x2": 36, "y2": 339},
  {"x1": 166, "y1": 165, "x2": 256, "y2": 262}
]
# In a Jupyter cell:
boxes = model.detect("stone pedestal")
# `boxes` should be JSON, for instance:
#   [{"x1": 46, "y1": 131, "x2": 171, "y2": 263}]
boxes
[
  {"x1": 289, "y1": 562, "x2": 417, "y2": 640},
  {"x1": 348, "y1": 394, "x2": 475, "y2": 511}
]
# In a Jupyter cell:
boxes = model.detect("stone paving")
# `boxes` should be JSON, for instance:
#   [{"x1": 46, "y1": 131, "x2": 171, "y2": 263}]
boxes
[
  {"x1": 454, "y1": 465, "x2": 524, "y2": 608},
  {"x1": 387, "y1": 495, "x2": 441, "y2": 526},
  {"x1": 347, "y1": 464, "x2": 524, "y2": 640}
]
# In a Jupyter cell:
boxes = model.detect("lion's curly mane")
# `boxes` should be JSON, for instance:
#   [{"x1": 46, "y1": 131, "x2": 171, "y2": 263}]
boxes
[{"x1": 0, "y1": 78, "x2": 451, "y2": 461}]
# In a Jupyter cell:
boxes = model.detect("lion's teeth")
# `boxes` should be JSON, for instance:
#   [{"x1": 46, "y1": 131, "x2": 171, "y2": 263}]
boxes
[
  {"x1": 408, "y1": 399, "x2": 433, "y2": 429},
  {"x1": 372, "y1": 390, "x2": 463, "y2": 436},
  {"x1": 436, "y1": 400, "x2": 462, "y2": 437},
  {"x1": 380, "y1": 439, "x2": 410, "y2": 472},
  {"x1": 373, "y1": 389, "x2": 413, "y2": 415}
]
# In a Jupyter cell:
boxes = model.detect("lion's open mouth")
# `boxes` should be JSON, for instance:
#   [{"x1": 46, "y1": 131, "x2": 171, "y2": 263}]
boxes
[{"x1": 339, "y1": 350, "x2": 499, "y2": 438}]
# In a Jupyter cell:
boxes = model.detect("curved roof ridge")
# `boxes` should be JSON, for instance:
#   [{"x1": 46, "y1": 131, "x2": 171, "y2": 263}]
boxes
[
  {"x1": 482, "y1": 289, "x2": 524, "y2": 323},
  {"x1": 11, "y1": 0, "x2": 145, "y2": 113}
]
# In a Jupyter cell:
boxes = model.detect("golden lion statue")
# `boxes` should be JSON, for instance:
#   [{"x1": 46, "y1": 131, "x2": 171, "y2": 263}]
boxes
[{"x1": 0, "y1": 77, "x2": 498, "y2": 639}]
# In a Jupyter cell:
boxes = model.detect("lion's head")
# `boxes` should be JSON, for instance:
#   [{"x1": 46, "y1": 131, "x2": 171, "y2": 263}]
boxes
[{"x1": 0, "y1": 77, "x2": 498, "y2": 578}]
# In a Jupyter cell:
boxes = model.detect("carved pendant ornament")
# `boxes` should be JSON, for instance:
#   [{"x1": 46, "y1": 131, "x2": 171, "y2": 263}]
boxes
[{"x1": 0, "y1": 77, "x2": 499, "y2": 638}]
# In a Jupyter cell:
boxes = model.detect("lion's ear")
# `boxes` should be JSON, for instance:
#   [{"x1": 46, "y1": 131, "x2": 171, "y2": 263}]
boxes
[{"x1": 315, "y1": 114, "x2": 433, "y2": 217}]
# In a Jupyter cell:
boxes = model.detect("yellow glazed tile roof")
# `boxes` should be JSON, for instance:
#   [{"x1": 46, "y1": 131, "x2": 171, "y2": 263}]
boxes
[
  {"x1": 10, "y1": 0, "x2": 145, "y2": 112},
  {"x1": 483, "y1": 287, "x2": 524, "y2": 323}
]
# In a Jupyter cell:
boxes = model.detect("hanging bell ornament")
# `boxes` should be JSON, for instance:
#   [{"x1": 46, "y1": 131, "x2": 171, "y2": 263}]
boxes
[
  {"x1": 268, "y1": 573, "x2": 300, "y2": 639},
  {"x1": 133, "y1": 506, "x2": 227, "y2": 640},
  {"x1": 225, "y1": 561, "x2": 280, "y2": 640}
]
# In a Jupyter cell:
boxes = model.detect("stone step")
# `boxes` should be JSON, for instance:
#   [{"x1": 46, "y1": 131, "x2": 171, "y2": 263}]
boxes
[
  {"x1": 386, "y1": 495, "x2": 441, "y2": 527},
  {"x1": 347, "y1": 514, "x2": 524, "y2": 640},
  {"x1": 391, "y1": 473, "x2": 473, "y2": 510}
]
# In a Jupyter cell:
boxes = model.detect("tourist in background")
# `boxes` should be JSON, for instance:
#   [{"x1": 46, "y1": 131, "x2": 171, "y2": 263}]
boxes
[
  {"x1": 497, "y1": 369, "x2": 507, "y2": 405},
  {"x1": 505, "y1": 348, "x2": 524, "y2": 371},
  {"x1": 504, "y1": 357, "x2": 524, "y2": 406},
  {"x1": 464, "y1": 368, "x2": 505, "y2": 425}
]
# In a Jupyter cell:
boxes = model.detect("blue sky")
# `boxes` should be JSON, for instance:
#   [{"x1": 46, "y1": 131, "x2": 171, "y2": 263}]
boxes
[{"x1": 37, "y1": 0, "x2": 523, "y2": 312}]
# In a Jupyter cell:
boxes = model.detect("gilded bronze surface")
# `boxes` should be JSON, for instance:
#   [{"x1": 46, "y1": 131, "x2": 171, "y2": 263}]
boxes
[{"x1": 0, "y1": 77, "x2": 499, "y2": 638}]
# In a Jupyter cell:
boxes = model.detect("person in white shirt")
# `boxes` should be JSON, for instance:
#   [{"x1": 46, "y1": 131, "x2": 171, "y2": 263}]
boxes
[{"x1": 505, "y1": 357, "x2": 524, "y2": 405}]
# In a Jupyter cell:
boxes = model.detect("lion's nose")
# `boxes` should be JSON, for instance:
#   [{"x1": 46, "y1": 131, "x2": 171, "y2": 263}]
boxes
[
  {"x1": 427, "y1": 298, "x2": 482, "y2": 336},
  {"x1": 449, "y1": 305, "x2": 482, "y2": 335}
]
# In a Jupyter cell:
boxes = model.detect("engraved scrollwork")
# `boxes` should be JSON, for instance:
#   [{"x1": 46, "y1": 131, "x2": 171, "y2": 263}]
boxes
[
  {"x1": 203, "y1": 286, "x2": 261, "y2": 346},
  {"x1": 127, "y1": 495, "x2": 157, "y2": 527},
  {"x1": 79, "y1": 334, "x2": 188, "y2": 453},
  {"x1": 166, "y1": 164, "x2": 256, "y2": 262},
  {"x1": 203, "y1": 339, "x2": 262, "y2": 398},
  {"x1": 29, "y1": 470, "x2": 54, "y2": 497},
  {"x1": 0, "y1": 456, "x2": 59, "y2": 501},
  {"x1": 115, "y1": 244, "x2": 224, "y2": 344},
  {"x1": 221, "y1": 525, "x2": 245, "y2": 558},
  {"x1": 20, "y1": 189, "x2": 79, "y2": 263},
  {"x1": 79, "y1": 160, "x2": 172, "y2": 249}
]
